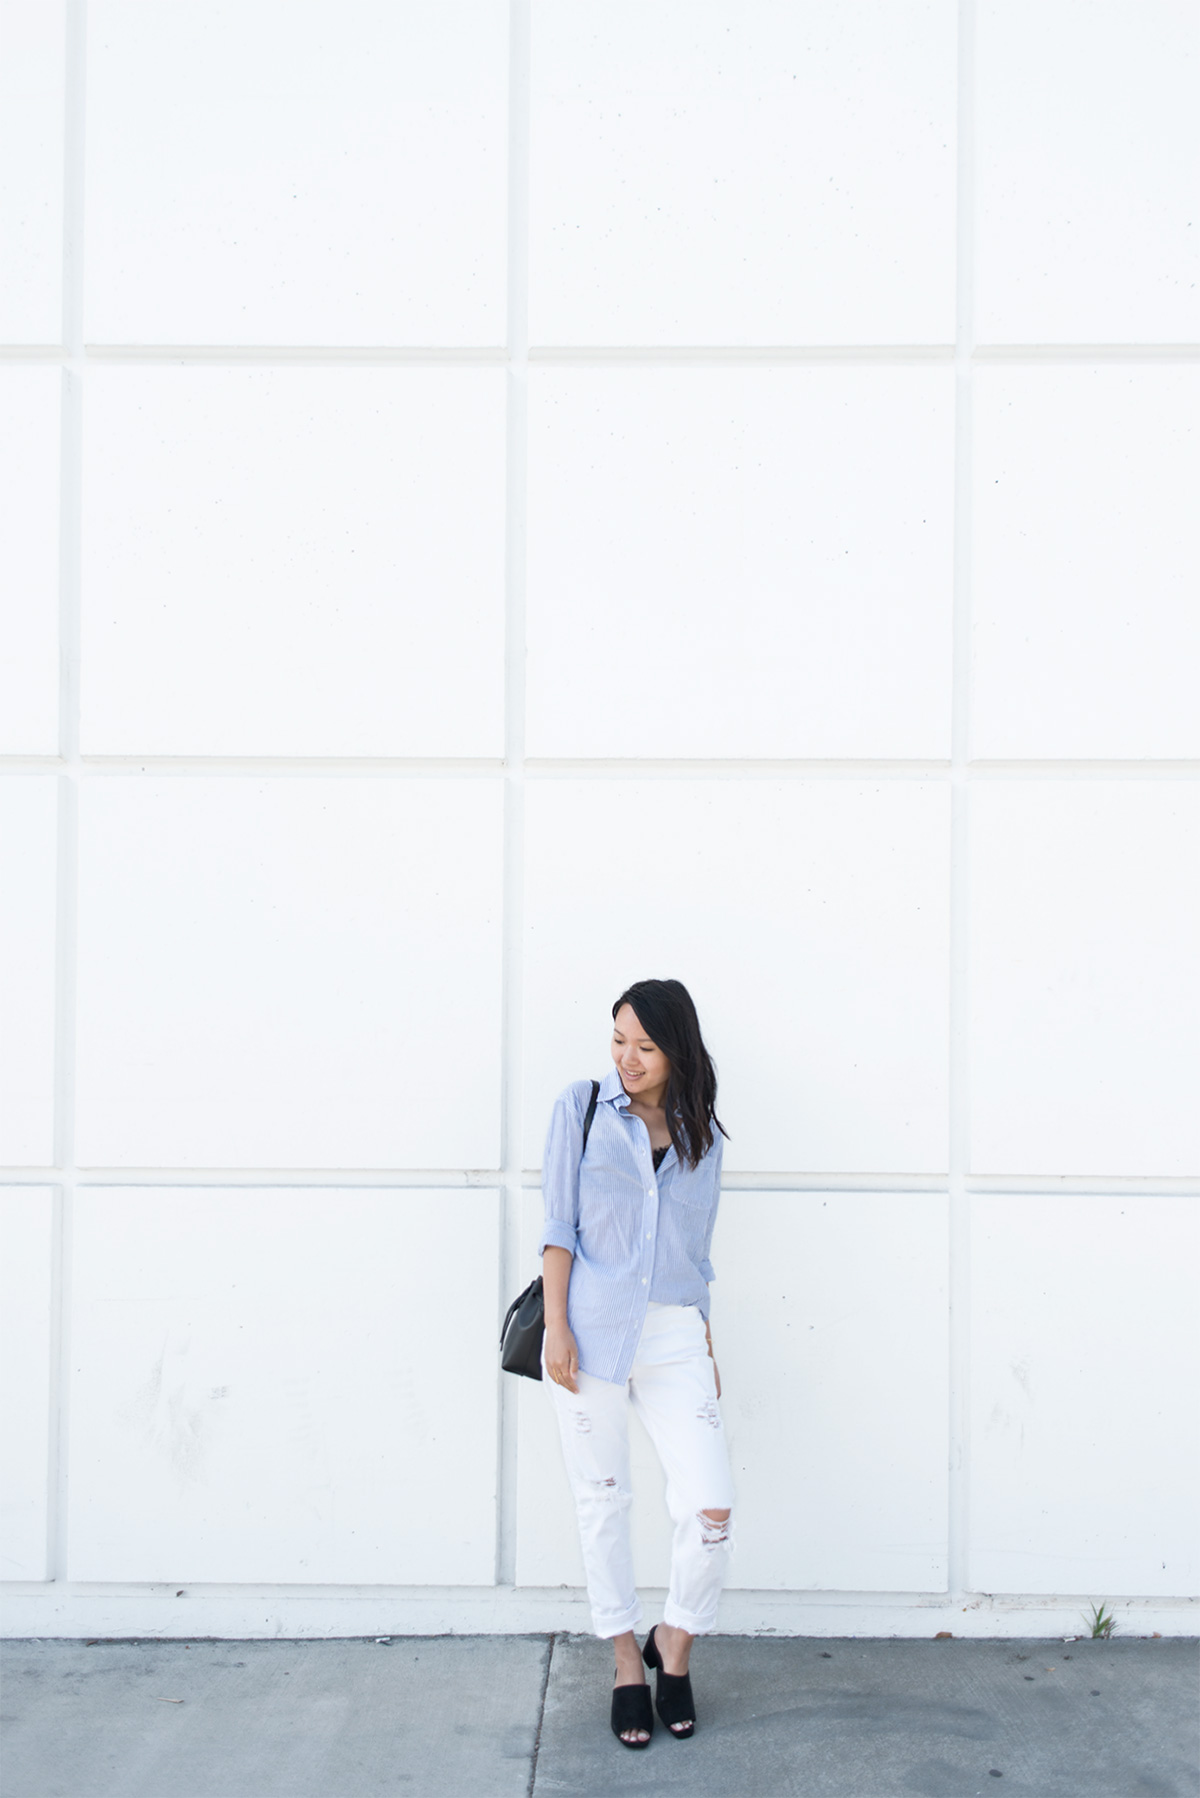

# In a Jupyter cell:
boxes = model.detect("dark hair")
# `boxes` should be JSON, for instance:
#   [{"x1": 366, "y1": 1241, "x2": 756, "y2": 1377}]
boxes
[{"x1": 611, "y1": 978, "x2": 727, "y2": 1169}]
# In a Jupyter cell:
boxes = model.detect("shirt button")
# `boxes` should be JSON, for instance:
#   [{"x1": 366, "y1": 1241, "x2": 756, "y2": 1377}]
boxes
[
  {"x1": 641, "y1": 1278, "x2": 647, "y2": 1285},
  {"x1": 646, "y1": 1232, "x2": 651, "y2": 1239}
]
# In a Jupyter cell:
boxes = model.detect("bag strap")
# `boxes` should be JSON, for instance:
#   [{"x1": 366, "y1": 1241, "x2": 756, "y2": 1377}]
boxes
[{"x1": 581, "y1": 1079, "x2": 600, "y2": 1154}]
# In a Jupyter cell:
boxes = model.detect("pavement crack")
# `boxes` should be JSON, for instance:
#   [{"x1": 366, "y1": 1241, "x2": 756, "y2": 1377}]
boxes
[{"x1": 527, "y1": 1631, "x2": 555, "y2": 1798}]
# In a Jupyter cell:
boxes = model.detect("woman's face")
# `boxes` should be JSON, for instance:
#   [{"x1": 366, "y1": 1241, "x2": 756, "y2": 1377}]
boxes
[{"x1": 611, "y1": 1003, "x2": 671, "y2": 1098}]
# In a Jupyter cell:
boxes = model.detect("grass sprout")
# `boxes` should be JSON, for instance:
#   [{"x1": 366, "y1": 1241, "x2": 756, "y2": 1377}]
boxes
[{"x1": 1086, "y1": 1603, "x2": 1116, "y2": 1640}]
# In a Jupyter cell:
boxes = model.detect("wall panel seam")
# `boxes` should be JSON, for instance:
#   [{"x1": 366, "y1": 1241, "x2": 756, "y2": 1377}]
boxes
[
  {"x1": 497, "y1": 0, "x2": 531, "y2": 1591},
  {"x1": 3, "y1": 1583, "x2": 1196, "y2": 1611},
  {"x1": 9, "y1": 759, "x2": 1196, "y2": 778},
  {"x1": 3, "y1": 1172, "x2": 1197, "y2": 1195},
  {"x1": 49, "y1": 0, "x2": 88, "y2": 1589},
  {"x1": 4, "y1": 345, "x2": 1197, "y2": 365},
  {"x1": 947, "y1": 0, "x2": 977, "y2": 1606}
]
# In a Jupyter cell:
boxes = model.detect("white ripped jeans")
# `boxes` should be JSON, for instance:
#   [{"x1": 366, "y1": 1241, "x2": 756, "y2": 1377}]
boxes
[{"x1": 546, "y1": 1301, "x2": 735, "y2": 1639}]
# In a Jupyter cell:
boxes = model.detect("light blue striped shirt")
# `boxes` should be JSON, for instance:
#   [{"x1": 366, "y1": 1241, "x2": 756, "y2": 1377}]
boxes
[{"x1": 539, "y1": 1066, "x2": 723, "y2": 1385}]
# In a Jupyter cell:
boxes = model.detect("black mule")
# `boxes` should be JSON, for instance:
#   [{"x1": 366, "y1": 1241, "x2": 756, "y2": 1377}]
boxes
[
  {"x1": 642, "y1": 1625, "x2": 696, "y2": 1739},
  {"x1": 610, "y1": 1680, "x2": 653, "y2": 1749}
]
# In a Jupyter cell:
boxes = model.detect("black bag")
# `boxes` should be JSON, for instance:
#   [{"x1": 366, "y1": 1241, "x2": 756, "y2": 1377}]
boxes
[{"x1": 500, "y1": 1079, "x2": 600, "y2": 1380}]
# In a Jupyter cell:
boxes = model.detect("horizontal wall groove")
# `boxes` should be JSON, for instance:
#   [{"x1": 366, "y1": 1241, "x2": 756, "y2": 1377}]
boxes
[
  {"x1": 528, "y1": 345, "x2": 957, "y2": 364},
  {"x1": 973, "y1": 344, "x2": 1200, "y2": 362},
  {"x1": 0, "y1": 757, "x2": 508, "y2": 777},
  {"x1": 524, "y1": 759, "x2": 951, "y2": 778},
  {"x1": 85, "y1": 345, "x2": 510, "y2": 364},
  {"x1": 4, "y1": 343, "x2": 1198, "y2": 366},
  {"x1": 969, "y1": 760, "x2": 1200, "y2": 779},
  {"x1": 0, "y1": 345, "x2": 511, "y2": 364},
  {"x1": 0, "y1": 1169, "x2": 504, "y2": 1187},
  {"x1": 5, "y1": 758, "x2": 1198, "y2": 778},
  {"x1": 716, "y1": 1174, "x2": 948, "y2": 1191},
  {"x1": 964, "y1": 1175, "x2": 1200, "y2": 1195},
  {"x1": 5, "y1": 1170, "x2": 1194, "y2": 1194},
  {"x1": 4, "y1": 1579, "x2": 1196, "y2": 1606}
]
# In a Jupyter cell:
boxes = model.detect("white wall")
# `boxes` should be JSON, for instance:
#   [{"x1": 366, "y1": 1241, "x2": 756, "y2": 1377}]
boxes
[{"x1": 1, "y1": 0, "x2": 1197, "y2": 1640}]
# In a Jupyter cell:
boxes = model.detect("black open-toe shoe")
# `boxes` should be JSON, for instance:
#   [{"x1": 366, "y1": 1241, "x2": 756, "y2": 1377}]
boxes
[
  {"x1": 610, "y1": 1680, "x2": 653, "y2": 1749},
  {"x1": 642, "y1": 1625, "x2": 696, "y2": 1739}
]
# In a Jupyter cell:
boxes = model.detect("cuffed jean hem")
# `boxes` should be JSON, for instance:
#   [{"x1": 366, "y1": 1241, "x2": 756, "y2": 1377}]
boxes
[
  {"x1": 591, "y1": 1603, "x2": 645, "y2": 1640},
  {"x1": 662, "y1": 1598, "x2": 720, "y2": 1635}
]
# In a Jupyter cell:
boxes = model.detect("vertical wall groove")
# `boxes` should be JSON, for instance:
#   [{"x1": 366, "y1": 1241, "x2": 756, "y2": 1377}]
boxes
[
  {"x1": 497, "y1": 0, "x2": 532, "y2": 1589},
  {"x1": 49, "y1": 0, "x2": 88, "y2": 1585},
  {"x1": 947, "y1": 0, "x2": 977, "y2": 1603}
]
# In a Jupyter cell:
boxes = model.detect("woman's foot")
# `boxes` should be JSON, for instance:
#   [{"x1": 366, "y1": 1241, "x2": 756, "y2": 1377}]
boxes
[
  {"x1": 654, "y1": 1621, "x2": 693, "y2": 1677},
  {"x1": 611, "y1": 1631, "x2": 650, "y2": 1745},
  {"x1": 643, "y1": 1623, "x2": 697, "y2": 1736}
]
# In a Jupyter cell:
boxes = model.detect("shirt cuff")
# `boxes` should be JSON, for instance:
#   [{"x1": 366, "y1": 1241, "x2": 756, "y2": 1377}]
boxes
[
  {"x1": 699, "y1": 1258, "x2": 715, "y2": 1282},
  {"x1": 539, "y1": 1220, "x2": 577, "y2": 1257}
]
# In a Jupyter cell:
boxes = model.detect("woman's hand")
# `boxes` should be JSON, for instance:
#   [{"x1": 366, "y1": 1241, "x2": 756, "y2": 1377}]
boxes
[
  {"x1": 544, "y1": 1320, "x2": 580, "y2": 1393},
  {"x1": 541, "y1": 1249, "x2": 577, "y2": 1391}
]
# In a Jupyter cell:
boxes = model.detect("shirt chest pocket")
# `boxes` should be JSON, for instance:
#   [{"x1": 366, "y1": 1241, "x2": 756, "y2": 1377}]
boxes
[{"x1": 663, "y1": 1175, "x2": 712, "y2": 1216}]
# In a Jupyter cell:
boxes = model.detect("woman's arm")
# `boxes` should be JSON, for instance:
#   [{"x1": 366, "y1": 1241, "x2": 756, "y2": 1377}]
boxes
[{"x1": 542, "y1": 1245, "x2": 579, "y2": 1393}]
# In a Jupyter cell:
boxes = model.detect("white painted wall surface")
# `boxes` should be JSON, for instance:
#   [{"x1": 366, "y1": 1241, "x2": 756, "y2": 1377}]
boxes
[{"x1": 1, "y1": 0, "x2": 1197, "y2": 1641}]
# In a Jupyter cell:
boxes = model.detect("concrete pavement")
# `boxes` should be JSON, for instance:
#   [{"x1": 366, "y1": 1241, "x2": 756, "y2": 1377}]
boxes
[{"x1": 2, "y1": 1633, "x2": 1196, "y2": 1798}]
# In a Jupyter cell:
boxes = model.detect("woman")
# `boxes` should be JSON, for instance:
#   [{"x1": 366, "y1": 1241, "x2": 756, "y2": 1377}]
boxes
[{"x1": 540, "y1": 978, "x2": 733, "y2": 1749}]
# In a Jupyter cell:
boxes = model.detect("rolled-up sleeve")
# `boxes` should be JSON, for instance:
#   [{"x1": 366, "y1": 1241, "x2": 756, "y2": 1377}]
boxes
[{"x1": 538, "y1": 1086, "x2": 584, "y2": 1258}]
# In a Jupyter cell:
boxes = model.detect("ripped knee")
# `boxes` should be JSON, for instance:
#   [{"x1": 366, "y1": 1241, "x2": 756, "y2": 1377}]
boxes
[{"x1": 698, "y1": 1507, "x2": 732, "y2": 1548}]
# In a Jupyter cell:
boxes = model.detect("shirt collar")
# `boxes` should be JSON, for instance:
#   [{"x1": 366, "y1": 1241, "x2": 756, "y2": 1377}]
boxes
[
  {"x1": 599, "y1": 1066, "x2": 685, "y2": 1127},
  {"x1": 599, "y1": 1066, "x2": 631, "y2": 1109}
]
